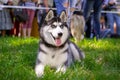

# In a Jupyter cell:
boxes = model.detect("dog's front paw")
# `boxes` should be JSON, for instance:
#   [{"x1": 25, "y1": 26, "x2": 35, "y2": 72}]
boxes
[
  {"x1": 56, "y1": 66, "x2": 66, "y2": 73},
  {"x1": 35, "y1": 64, "x2": 44, "y2": 77},
  {"x1": 35, "y1": 69, "x2": 44, "y2": 77}
]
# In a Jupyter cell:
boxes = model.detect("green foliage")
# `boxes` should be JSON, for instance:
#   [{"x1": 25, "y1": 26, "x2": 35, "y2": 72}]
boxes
[{"x1": 0, "y1": 37, "x2": 120, "y2": 80}]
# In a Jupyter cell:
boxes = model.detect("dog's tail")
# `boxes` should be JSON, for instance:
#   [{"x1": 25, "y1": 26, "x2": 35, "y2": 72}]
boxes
[{"x1": 69, "y1": 41, "x2": 85, "y2": 62}]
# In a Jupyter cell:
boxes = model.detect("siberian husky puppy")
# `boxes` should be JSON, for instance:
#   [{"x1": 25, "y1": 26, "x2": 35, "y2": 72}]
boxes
[{"x1": 35, "y1": 10, "x2": 85, "y2": 77}]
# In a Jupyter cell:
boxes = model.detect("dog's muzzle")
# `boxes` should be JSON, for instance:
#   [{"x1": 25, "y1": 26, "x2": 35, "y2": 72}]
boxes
[
  {"x1": 52, "y1": 32, "x2": 63, "y2": 47},
  {"x1": 58, "y1": 32, "x2": 63, "y2": 37}
]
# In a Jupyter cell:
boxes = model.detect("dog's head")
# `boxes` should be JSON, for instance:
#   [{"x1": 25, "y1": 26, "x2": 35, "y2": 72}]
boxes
[{"x1": 40, "y1": 10, "x2": 69, "y2": 47}]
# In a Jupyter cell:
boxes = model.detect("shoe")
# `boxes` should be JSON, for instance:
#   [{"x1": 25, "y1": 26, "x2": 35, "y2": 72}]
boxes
[{"x1": 110, "y1": 34, "x2": 120, "y2": 38}]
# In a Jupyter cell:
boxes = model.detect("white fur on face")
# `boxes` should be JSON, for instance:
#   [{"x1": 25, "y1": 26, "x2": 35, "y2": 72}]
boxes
[
  {"x1": 42, "y1": 21, "x2": 69, "y2": 46},
  {"x1": 48, "y1": 22, "x2": 63, "y2": 38}
]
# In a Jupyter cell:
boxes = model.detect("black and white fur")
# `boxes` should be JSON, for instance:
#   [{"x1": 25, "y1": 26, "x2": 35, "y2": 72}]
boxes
[{"x1": 35, "y1": 10, "x2": 85, "y2": 77}]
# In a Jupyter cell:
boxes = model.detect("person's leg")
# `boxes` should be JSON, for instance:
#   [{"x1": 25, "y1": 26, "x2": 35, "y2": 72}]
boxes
[
  {"x1": 83, "y1": 0, "x2": 94, "y2": 38},
  {"x1": 106, "y1": 13, "x2": 114, "y2": 34},
  {"x1": 1, "y1": 30, "x2": 6, "y2": 36},
  {"x1": 13, "y1": 20, "x2": 20, "y2": 36},
  {"x1": 18, "y1": 23, "x2": 23, "y2": 37},
  {"x1": 114, "y1": 14, "x2": 120, "y2": 35},
  {"x1": 54, "y1": 0, "x2": 65, "y2": 15},
  {"x1": 27, "y1": 28, "x2": 31, "y2": 37},
  {"x1": 27, "y1": 10, "x2": 35, "y2": 37},
  {"x1": 22, "y1": 22, "x2": 27, "y2": 38},
  {"x1": 93, "y1": 0, "x2": 103, "y2": 38},
  {"x1": 23, "y1": 28, "x2": 26, "y2": 38},
  {"x1": 85, "y1": 16, "x2": 92, "y2": 38},
  {"x1": 83, "y1": 0, "x2": 94, "y2": 22},
  {"x1": 100, "y1": 29, "x2": 111, "y2": 38}
]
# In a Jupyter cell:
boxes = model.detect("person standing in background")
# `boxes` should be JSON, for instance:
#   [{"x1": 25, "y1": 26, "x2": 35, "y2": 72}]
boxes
[
  {"x1": 37, "y1": 0, "x2": 53, "y2": 27},
  {"x1": 54, "y1": 0, "x2": 68, "y2": 16},
  {"x1": 102, "y1": 0, "x2": 120, "y2": 38},
  {"x1": 0, "y1": 0, "x2": 13, "y2": 37},
  {"x1": 70, "y1": 0, "x2": 84, "y2": 12},
  {"x1": 83, "y1": 0, "x2": 104, "y2": 40},
  {"x1": 69, "y1": 0, "x2": 85, "y2": 22},
  {"x1": 22, "y1": 0, "x2": 37, "y2": 38},
  {"x1": 10, "y1": 0, "x2": 19, "y2": 37}
]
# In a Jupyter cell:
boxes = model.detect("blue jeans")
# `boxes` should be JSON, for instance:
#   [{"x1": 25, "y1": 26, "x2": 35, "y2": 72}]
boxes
[
  {"x1": 84, "y1": 0, "x2": 103, "y2": 37},
  {"x1": 54, "y1": 0, "x2": 66, "y2": 16},
  {"x1": 106, "y1": 13, "x2": 120, "y2": 35},
  {"x1": 100, "y1": 29, "x2": 111, "y2": 38}
]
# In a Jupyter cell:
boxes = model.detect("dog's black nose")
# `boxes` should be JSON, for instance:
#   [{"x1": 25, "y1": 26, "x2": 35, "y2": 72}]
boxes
[{"x1": 58, "y1": 33, "x2": 63, "y2": 37}]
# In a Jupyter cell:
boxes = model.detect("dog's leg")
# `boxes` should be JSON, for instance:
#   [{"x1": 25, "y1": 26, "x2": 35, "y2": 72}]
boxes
[
  {"x1": 35, "y1": 63, "x2": 45, "y2": 77},
  {"x1": 69, "y1": 42, "x2": 85, "y2": 61},
  {"x1": 56, "y1": 65, "x2": 67, "y2": 73}
]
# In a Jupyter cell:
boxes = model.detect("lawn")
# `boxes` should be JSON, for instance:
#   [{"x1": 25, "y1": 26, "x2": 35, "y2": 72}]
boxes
[{"x1": 0, "y1": 37, "x2": 120, "y2": 80}]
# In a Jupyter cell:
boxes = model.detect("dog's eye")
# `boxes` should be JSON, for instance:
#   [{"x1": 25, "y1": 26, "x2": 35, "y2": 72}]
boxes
[
  {"x1": 60, "y1": 25, "x2": 64, "y2": 28},
  {"x1": 51, "y1": 25, "x2": 56, "y2": 28}
]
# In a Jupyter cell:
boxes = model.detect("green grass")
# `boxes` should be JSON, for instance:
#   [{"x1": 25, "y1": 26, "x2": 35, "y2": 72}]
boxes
[{"x1": 0, "y1": 37, "x2": 120, "y2": 80}]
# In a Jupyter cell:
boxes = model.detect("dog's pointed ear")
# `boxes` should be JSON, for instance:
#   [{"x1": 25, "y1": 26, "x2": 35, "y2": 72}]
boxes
[
  {"x1": 45, "y1": 10, "x2": 54, "y2": 21},
  {"x1": 60, "y1": 11, "x2": 67, "y2": 22}
]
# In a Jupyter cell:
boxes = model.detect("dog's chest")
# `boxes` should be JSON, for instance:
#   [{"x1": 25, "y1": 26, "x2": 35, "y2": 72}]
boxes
[{"x1": 38, "y1": 44, "x2": 68, "y2": 67}]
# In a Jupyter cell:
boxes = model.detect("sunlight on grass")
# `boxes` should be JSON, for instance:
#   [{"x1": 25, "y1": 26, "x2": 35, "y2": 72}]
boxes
[{"x1": 9, "y1": 37, "x2": 38, "y2": 46}]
